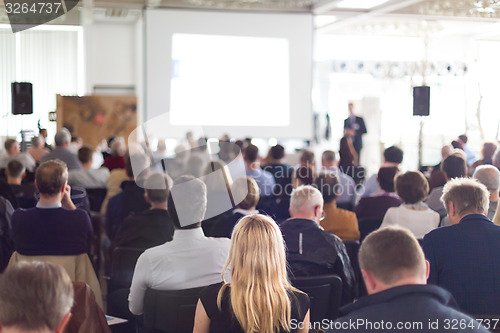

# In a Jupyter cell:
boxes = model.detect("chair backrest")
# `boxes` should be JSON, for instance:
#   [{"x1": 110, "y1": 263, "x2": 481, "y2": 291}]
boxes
[
  {"x1": 358, "y1": 218, "x2": 383, "y2": 242},
  {"x1": 109, "y1": 246, "x2": 145, "y2": 292},
  {"x1": 86, "y1": 188, "x2": 108, "y2": 212},
  {"x1": 143, "y1": 286, "x2": 206, "y2": 333},
  {"x1": 290, "y1": 274, "x2": 343, "y2": 323},
  {"x1": 343, "y1": 240, "x2": 366, "y2": 297}
]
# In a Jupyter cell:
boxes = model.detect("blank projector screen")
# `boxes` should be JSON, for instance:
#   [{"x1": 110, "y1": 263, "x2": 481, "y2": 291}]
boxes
[{"x1": 145, "y1": 9, "x2": 313, "y2": 139}]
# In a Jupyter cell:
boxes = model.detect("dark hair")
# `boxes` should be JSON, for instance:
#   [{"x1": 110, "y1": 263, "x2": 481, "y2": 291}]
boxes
[
  {"x1": 300, "y1": 149, "x2": 315, "y2": 165},
  {"x1": 145, "y1": 173, "x2": 171, "y2": 203},
  {"x1": 35, "y1": 160, "x2": 68, "y2": 196},
  {"x1": 442, "y1": 155, "x2": 467, "y2": 179},
  {"x1": 451, "y1": 140, "x2": 464, "y2": 150},
  {"x1": 383, "y1": 146, "x2": 403, "y2": 164},
  {"x1": 483, "y1": 142, "x2": 498, "y2": 160},
  {"x1": 269, "y1": 144, "x2": 285, "y2": 160},
  {"x1": 321, "y1": 150, "x2": 336, "y2": 163},
  {"x1": 458, "y1": 134, "x2": 468, "y2": 144},
  {"x1": 77, "y1": 146, "x2": 94, "y2": 164},
  {"x1": 244, "y1": 144, "x2": 259, "y2": 163},
  {"x1": 6, "y1": 160, "x2": 25, "y2": 178},
  {"x1": 314, "y1": 171, "x2": 340, "y2": 203},
  {"x1": 395, "y1": 171, "x2": 429, "y2": 204},
  {"x1": 4, "y1": 139, "x2": 17, "y2": 152},
  {"x1": 294, "y1": 166, "x2": 314, "y2": 187},
  {"x1": 167, "y1": 175, "x2": 207, "y2": 230},
  {"x1": 377, "y1": 167, "x2": 399, "y2": 193},
  {"x1": 125, "y1": 151, "x2": 150, "y2": 179}
]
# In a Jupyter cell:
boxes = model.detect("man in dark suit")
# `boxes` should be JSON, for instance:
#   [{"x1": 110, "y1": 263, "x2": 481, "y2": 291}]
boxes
[
  {"x1": 423, "y1": 177, "x2": 500, "y2": 315},
  {"x1": 328, "y1": 227, "x2": 488, "y2": 333},
  {"x1": 343, "y1": 102, "x2": 367, "y2": 159}
]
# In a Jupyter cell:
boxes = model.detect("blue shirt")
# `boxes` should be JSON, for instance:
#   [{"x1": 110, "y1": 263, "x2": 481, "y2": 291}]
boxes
[
  {"x1": 324, "y1": 167, "x2": 356, "y2": 205},
  {"x1": 245, "y1": 167, "x2": 275, "y2": 197}
]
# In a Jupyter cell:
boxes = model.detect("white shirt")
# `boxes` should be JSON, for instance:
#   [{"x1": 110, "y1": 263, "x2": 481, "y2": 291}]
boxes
[
  {"x1": 0, "y1": 153, "x2": 36, "y2": 172},
  {"x1": 380, "y1": 203, "x2": 440, "y2": 239},
  {"x1": 128, "y1": 227, "x2": 230, "y2": 315},
  {"x1": 68, "y1": 168, "x2": 110, "y2": 189}
]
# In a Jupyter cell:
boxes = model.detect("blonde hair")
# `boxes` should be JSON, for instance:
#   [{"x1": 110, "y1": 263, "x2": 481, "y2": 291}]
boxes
[
  {"x1": 232, "y1": 176, "x2": 260, "y2": 210},
  {"x1": 218, "y1": 214, "x2": 297, "y2": 333}
]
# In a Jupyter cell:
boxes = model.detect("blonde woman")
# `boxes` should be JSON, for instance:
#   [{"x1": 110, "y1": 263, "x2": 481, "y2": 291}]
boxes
[{"x1": 193, "y1": 214, "x2": 310, "y2": 333}]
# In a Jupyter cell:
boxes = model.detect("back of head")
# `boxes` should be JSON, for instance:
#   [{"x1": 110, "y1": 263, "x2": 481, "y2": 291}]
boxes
[
  {"x1": 383, "y1": 146, "x2": 403, "y2": 164},
  {"x1": 290, "y1": 185, "x2": 323, "y2": 215},
  {"x1": 377, "y1": 166, "x2": 399, "y2": 193},
  {"x1": 482, "y1": 142, "x2": 498, "y2": 160},
  {"x1": 54, "y1": 128, "x2": 71, "y2": 147},
  {"x1": 7, "y1": 160, "x2": 25, "y2": 178},
  {"x1": 145, "y1": 173, "x2": 172, "y2": 203},
  {"x1": 314, "y1": 171, "x2": 340, "y2": 204},
  {"x1": 359, "y1": 227, "x2": 426, "y2": 286},
  {"x1": 244, "y1": 144, "x2": 259, "y2": 163},
  {"x1": 473, "y1": 165, "x2": 500, "y2": 191},
  {"x1": 110, "y1": 137, "x2": 126, "y2": 156},
  {"x1": 35, "y1": 160, "x2": 68, "y2": 196},
  {"x1": 395, "y1": 171, "x2": 428, "y2": 204},
  {"x1": 221, "y1": 214, "x2": 292, "y2": 333},
  {"x1": 442, "y1": 155, "x2": 467, "y2": 179},
  {"x1": 31, "y1": 136, "x2": 43, "y2": 148},
  {"x1": 4, "y1": 139, "x2": 17, "y2": 153},
  {"x1": 167, "y1": 175, "x2": 207, "y2": 229},
  {"x1": 321, "y1": 150, "x2": 336, "y2": 164},
  {"x1": 294, "y1": 166, "x2": 315, "y2": 187},
  {"x1": 494, "y1": 149, "x2": 500, "y2": 169},
  {"x1": 299, "y1": 149, "x2": 315, "y2": 166},
  {"x1": 451, "y1": 140, "x2": 464, "y2": 150},
  {"x1": 269, "y1": 144, "x2": 285, "y2": 160},
  {"x1": 458, "y1": 134, "x2": 468, "y2": 144},
  {"x1": 77, "y1": 146, "x2": 94, "y2": 164},
  {"x1": 232, "y1": 176, "x2": 260, "y2": 210},
  {"x1": 441, "y1": 178, "x2": 489, "y2": 216},
  {"x1": 0, "y1": 261, "x2": 74, "y2": 332}
]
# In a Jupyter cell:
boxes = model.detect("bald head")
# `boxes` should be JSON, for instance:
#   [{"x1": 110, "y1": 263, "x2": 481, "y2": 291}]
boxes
[
  {"x1": 473, "y1": 165, "x2": 500, "y2": 201},
  {"x1": 289, "y1": 185, "x2": 324, "y2": 223}
]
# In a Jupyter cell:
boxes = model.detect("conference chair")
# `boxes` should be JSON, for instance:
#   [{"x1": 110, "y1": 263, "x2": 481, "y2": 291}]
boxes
[
  {"x1": 142, "y1": 286, "x2": 206, "y2": 333},
  {"x1": 290, "y1": 274, "x2": 343, "y2": 323},
  {"x1": 108, "y1": 246, "x2": 145, "y2": 293},
  {"x1": 86, "y1": 188, "x2": 108, "y2": 212},
  {"x1": 358, "y1": 218, "x2": 383, "y2": 242},
  {"x1": 343, "y1": 240, "x2": 366, "y2": 297}
]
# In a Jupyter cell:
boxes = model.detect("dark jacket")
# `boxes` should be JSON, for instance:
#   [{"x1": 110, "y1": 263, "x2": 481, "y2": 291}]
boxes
[
  {"x1": 423, "y1": 213, "x2": 500, "y2": 315},
  {"x1": 279, "y1": 218, "x2": 356, "y2": 304},
  {"x1": 329, "y1": 284, "x2": 489, "y2": 332}
]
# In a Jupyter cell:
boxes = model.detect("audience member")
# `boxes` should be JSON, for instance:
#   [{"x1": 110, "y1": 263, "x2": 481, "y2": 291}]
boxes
[
  {"x1": 102, "y1": 137, "x2": 126, "y2": 171},
  {"x1": 112, "y1": 173, "x2": 174, "y2": 251},
  {"x1": 427, "y1": 154, "x2": 467, "y2": 219},
  {"x1": 11, "y1": 160, "x2": 93, "y2": 256},
  {"x1": 316, "y1": 172, "x2": 360, "y2": 241},
  {"x1": 355, "y1": 166, "x2": 401, "y2": 221},
  {"x1": 472, "y1": 165, "x2": 500, "y2": 220},
  {"x1": 244, "y1": 144, "x2": 275, "y2": 197},
  {"x1": 423, "y1": 178, "x2": 500, "y2": 315},
  {"x1": 194, "y1": 214, "x2": 310, "y2": 333},
  {"x1": 471, "y1": 142, "x2": 497, "y2": 169},
  {"x1": 494, "y1": 148, "x2": 500, "y2": 169},
  {"x1": 0, "y1": 138, "x2": 36, "y2": 172},
  {"x1": 321, "y1": 150, "x2": 356, "y2": 207},
  {"x1": 338, "y1": 134, "x2": 358, "y2": 172},
  {"x1": 0, "y1": 195, "x2": 14, "y2": 271},
  {"x1": 280, "y1": 185, "x2": 356, "y2": 304},
  {"x1": 40, "y1": 128, "x2": 81, "y2": 170},
  {"x1": 329, "y1": 227, "x2": 489, "y2": 333},
  {"x1": 39, "y1": 128, "x2": 52, "y2": 150},
  {"x1": 185, "y1": 154, "x2": 205, "y2": 178},
  {"x1": 105, "y1": 152, "x2": 151, "y2": 239},
  {"x1": 128, "y1": 176, "x2": 230, "y2": 315},
  {"x1": 293, "y1": 165, "x2": 315, "y2": 188},
  {"x1": 69, "y1": 136, "x2": 83, "y2": 155},
  {"x1": 6, "y1": 160, "x2": 37, "y2": 209},
  {"x1": 428, "y1": 144, "x2": 453, "y2": 191},
  {"x1": 299, "y1": 149, "x2": 316, "y2": 169},
  {"x1": 26, "y1": 136, "x2": 49, "y2": 163},
  {"x1": 164, "y1": 144, "x2": 190, "y2": 179},
  {"x1": 361, "y1": 146, "x2": 403, "y2": 198},
  {"x1": 380, "y1": 171, "x2": 439, "y2": 239},
  {"x1": 458, "y1": 134, "x2": 476, "y2": 166},
  {"x1": 0, "y1": 261, "x2": 74, "y2": 333},
  {"x1": 210, "y1": 176, "x2": 259, "y2": 239},
  {"x1": 68, "y1": 146, "x2": 110, "y2": 189}
]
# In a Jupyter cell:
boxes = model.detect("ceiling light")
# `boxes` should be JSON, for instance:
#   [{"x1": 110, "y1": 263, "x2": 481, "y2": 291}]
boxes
[{"x1": 336, "y1": 0, "x2": 391, "y2": 9}]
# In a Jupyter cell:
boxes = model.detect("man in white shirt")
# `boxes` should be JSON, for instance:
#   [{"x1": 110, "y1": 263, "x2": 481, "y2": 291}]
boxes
[
  {"x1": 68, "y1": 146, "x2": 109, "y2": 189},
  {"x1": 0, "y1": 138, "x2": 36, "y2": 172},
  {"x1": 321, "y1": 150, "x2": 356, "y2": 207},
  {"x1": 128, "y1": 175, "x2": 230, "y2": 315}
]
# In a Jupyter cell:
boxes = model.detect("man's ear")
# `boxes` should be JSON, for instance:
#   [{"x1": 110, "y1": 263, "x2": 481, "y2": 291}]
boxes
[
  {"x1": 55, "y1": 313, "x2": 71, "y2": 333},
  {"x1": 425, "y1": 260, "x2": 430, "y2": 281},
  {"x1": 361, "y1": 269, "x2": 376, "y2": 295}
]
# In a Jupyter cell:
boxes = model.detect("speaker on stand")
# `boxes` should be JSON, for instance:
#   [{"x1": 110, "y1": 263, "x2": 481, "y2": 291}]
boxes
[
  {"x1": 413, "y1": 86, "x2": 430, "y2": 170},
  {"x1": 12, "y1": 82, "x2": 33, "y2": 115}
]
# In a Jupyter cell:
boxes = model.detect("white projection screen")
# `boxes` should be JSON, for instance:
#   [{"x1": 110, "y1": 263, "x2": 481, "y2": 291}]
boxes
[{"x1": 145, "y1": 9, "x2": 313, "y2": 139}]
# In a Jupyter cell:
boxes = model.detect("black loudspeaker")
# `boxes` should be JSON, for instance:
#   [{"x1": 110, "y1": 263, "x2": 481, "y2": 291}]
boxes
[
  {"x1": 11, "y1": 82, "x2": 33, "y2": 115},
  {"x1": 413, "y1": 86, "x2": 430, "y2": 116}
]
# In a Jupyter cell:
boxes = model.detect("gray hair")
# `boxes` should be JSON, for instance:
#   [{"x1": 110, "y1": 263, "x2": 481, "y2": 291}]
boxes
[
  {"x1": 290, "y1": 185, "x2": 323, "y2": 214},
  {"x1": 0, "y1": 261, "x2": 73, "y2": 331},
  {"x1": 144, "y1": 173, "x2": 172, "y2": 203},
  {"x1": 441, "y1": 177, "x2": 489, "y2": 216},
  {"x1": 54, "y1": 128, "x2": 71, "y2": 147},
  {"x1": 168, "y1": 176, "x2": 207, "y2": 228},
  {"x1": 31, "y1": 136, "x2": 43, "y2": 148},
  {"x1": 473, "y1": 165, "x2": 500, "y2": 191}
]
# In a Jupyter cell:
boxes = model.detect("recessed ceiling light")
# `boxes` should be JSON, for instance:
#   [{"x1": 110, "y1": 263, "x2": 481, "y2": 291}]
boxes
[{"x1": 336, "y1": 0, "x2": 391, "y2": 9}]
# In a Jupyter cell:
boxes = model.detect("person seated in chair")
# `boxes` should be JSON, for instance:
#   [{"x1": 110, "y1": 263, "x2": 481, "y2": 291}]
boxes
[
  {"x1": 11, "y1": 160, "x2": 93, "y2": 256},
  {"x1": 280, "y1": 185, "x2": 356, "y2": 304},
  {"x1": 328, "y1": 227, "x2": 489, "y2": 333},
  {"x1": 472, "y1": 165, "x2": 500, "y2": 220},
  {"x1": 40, "y1": 128, "x2": 81, "y2": 170},
  {"x1": 128, "y1": 175, "x2": 230, "y2": 315},
  {"x1": 0, "y1": 261, "x2": 74, "y2": 333},
  {"x1": 321, "y1": 150, "x2": 356, "y2": 208},
  {"x1": 361, "y1": 146, "x2": 403, "y2": 198},
  {"x1": 112, "y1": 173, "x2": 174, "y2": 251},
  {"x1": 5, "y1": 160, "x2": 37, "y2": 209},
  {"x1": 0, "y1": 138, "x2": 36, "y2": 173},
  {"x1": 68, "y1": 146, "x2": 110, "y2": 189}
]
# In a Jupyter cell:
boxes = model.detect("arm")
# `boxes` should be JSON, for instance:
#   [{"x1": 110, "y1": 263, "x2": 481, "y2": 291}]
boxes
[
  {"x1": 193, "y1": 299, "x2": 211, "y2": 333},
  {"x1": 297, "y1": 310, "x2": 310, "y2": 333},
  {"x1": 61, "y1": 185, "x2": 76, "y2": 210},
  {"x1": 128, "y1": 253, "x2": 151, "y2": 315},
  {"x1": 358, "y1": 117, "x2": 367, "y2": 134}
]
